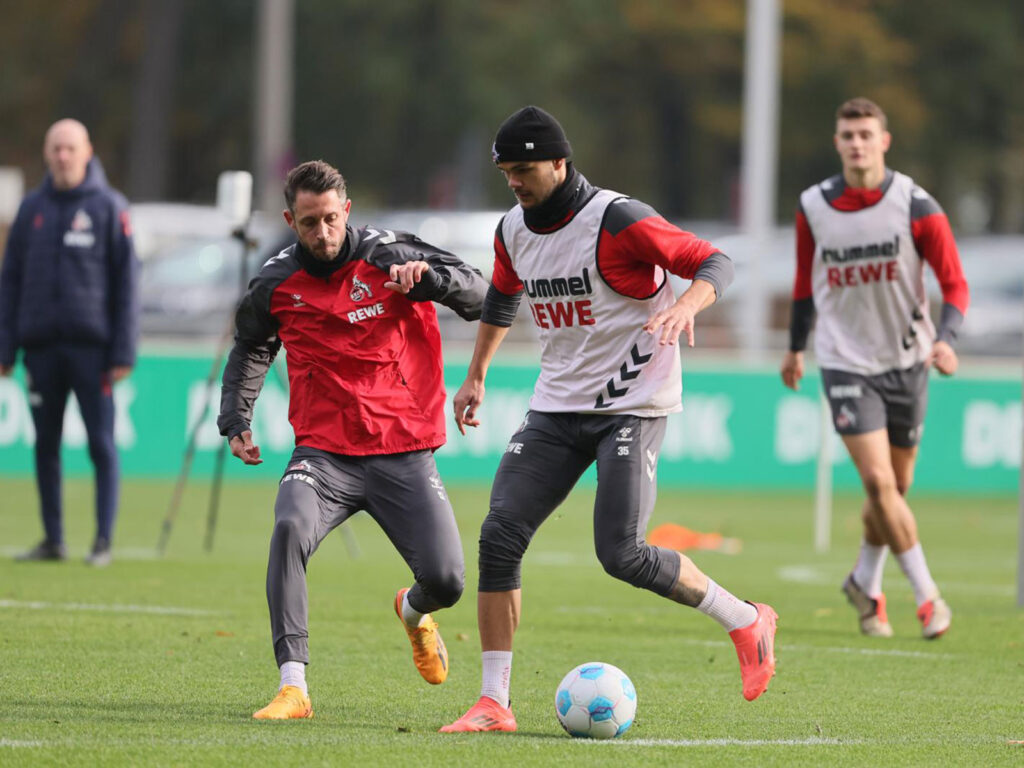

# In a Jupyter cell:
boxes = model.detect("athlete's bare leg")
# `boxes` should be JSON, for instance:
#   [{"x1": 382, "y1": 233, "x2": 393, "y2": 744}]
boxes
[
  {"x1": 478, "y1": 553, "x2": 714, "y2": 646},
  {"x1": 890, "y1": 443, "x2": 919, "y2": 496},
  {"x1": 665, "y1": 555, "x2": 774, "y2": 701},
  {"x1": 667, "y1": 552, "x2": 710, "y2": 606},
  {"x1": 859, "y1": 442, "x2": 918, "y2": 544},
  {"x1": 861, "y1": 500, "x2": 886, "y2": 546},
  {"x1": 478, "y1": 589, "x2": 520, "y2": 651},
  {"x1": 843, "y1": 430, "x2": 918, "y2": 554}
]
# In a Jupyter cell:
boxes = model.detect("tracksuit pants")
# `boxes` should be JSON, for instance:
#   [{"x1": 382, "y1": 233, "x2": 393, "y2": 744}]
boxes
[
  {"x1": 267, "y1": 446, "x2": 465, "y2": 666},
  {"x1": 23, "y1": 343, "x2": 119, "y2": 546}
]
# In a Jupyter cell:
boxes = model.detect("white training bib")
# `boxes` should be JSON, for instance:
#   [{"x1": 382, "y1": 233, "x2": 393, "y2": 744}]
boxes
[
  {"x1": 801, "y1": 171, "x2": 934, "y2": 375},
  {"x1": 501, "y1": 190, "x2": 681, "y2": 415}
]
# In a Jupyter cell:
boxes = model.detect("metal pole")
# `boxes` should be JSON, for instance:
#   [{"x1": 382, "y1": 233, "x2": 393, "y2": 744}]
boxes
[
  {"x1": 254, "y1": 0, "x2": 294, "y2": 213},
  {"x1": 204, "y1": 440, "x2": 227, "y2": 553},
  {"x1": 1018, "y1": 303, "x2": 1023, "y2": 607},
  {"x1": 814, "y1": 393, "x2": 833, "y2": 553},
  {"x1": 739, "y1": 0, "x2": 782, "y2": 361}
]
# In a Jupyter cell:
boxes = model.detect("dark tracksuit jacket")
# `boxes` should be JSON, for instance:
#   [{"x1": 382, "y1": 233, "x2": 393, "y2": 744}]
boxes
[
  {"x1": 0, "y1": 158, "x2": 138, "y2": 368},
  {"x1": 217, "y1": 225, "x2": 487, "y2": 455}
]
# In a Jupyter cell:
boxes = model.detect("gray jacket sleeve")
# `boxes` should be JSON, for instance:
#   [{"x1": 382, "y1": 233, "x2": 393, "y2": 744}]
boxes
[
  {"x1": 217, "y1": 280, "x2": 282, "y2": 439},
  {"x1": 374, "y1": 235, "x2": 488, "y2": 321}
]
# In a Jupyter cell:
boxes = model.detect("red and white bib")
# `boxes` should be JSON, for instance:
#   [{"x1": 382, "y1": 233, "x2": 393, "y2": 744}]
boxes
[
  {"x1": 501, "y1": 190, "x2": 681, "y2": 415},
  {"x1": 801, "y1": 171, "x2": 934, "y2": 375}
]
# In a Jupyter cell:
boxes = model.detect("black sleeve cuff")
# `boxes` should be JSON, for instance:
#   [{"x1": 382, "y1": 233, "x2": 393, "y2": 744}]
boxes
[
  {"x1": 692, "y1": 252, "x2": 735, "y2": 300},
  {"x1": 789, "y1": 296, "x2": 816, "y2": 352},
  {"x1": 936, "y1": 302, "x2": 964, "y2": 345},
  {"x1": 405, "y1": 268, "x2": 448, "y2": 302},
  {"x1": 480, "y1": 284, "x2": 523, "y2": 327},
  {"x1": 218, "y1": 419, "x2": 250, "y2": 440}
]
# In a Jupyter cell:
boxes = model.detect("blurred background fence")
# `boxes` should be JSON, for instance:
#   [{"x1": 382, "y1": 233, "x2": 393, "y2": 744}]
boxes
[{"x1": 0, "y1": 354, "x2": 1018, "y2": 494}]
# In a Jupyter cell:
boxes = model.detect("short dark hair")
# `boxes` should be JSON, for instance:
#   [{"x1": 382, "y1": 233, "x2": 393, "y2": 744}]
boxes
[
  {"x1": 284, "y1": 160, "x2": 346, "y2": 210},
  {"x1": 836, "y1": 98, "x2": 888, "y2": 130}
]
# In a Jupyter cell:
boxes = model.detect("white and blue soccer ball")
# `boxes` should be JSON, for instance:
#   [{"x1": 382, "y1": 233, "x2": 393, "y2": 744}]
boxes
[{"x1": 554, "y1": 661, "x2": 637, "y2": 739}]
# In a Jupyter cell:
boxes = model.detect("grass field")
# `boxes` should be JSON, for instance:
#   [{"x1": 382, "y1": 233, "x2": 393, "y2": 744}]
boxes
[{"x1": 1, "y1": 475, "x2": 1022, "y2": 767}]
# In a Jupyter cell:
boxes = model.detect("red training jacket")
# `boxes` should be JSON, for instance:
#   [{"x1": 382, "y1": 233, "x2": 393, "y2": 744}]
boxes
[{"x1": 218, "y1": 225, "x2": 486, "y2": 455}]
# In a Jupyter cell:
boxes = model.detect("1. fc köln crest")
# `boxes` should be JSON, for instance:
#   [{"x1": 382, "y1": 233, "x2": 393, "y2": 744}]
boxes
[{"x1": 350, "y1": 275, "x2": 373, "y2": 302}]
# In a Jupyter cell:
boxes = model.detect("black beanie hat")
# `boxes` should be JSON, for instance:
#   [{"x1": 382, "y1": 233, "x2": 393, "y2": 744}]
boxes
[{"x1": 491, "y1": 106, "x2": 572, "y2": 164}]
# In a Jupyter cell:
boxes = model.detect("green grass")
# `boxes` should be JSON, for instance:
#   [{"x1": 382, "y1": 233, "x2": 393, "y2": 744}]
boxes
[{"x1": 1, "y1": 476, "x2": 1022, "y2": 767}]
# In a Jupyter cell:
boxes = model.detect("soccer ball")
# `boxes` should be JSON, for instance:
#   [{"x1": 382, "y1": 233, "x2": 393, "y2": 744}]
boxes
[{"x1": 554, "y1": 662, "x2": 637, "y2": 739}]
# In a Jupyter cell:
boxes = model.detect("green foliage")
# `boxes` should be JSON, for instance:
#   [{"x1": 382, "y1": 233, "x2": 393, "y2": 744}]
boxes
[
  {"x1": 1, "y1": 477, "x2": 1022, "y2": 766},
  {"x1": 0, "y1": 2, "x2": 1022, "y2": 222}
]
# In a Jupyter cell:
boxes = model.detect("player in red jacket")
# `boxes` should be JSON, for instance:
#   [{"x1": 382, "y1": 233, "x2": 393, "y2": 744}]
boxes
[
  {"x1": 781, "y1": 98, "x2": 969, "y2": 640},
  {"x1": 218, "y1": 160, "x2": 487, "y2": 719}
]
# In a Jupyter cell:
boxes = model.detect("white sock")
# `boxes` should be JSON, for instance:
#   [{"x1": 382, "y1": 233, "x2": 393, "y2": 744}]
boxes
[
  {"x1": 895, "y1": 542, "x2": 940, "y2": 607},
  {"x1": 480, "y1": 650, "x2": 513, "y2": 709},
  {"x1": 852, "y1": 540, "x2": 889, "y2": 596},
  {"x1": 401, "y1": 590, "x2": 429, "y2": 628},
  {"x1": 280, "y1": 661, "x2": 307, "y2": 695},
  {"x1": 696, "y1": 578, "x2": 757, "y2": 631}
]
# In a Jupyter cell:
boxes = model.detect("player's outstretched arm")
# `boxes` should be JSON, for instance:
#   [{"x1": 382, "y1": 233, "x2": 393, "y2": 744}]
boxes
[
  {"x1": 454, "y1": 322, "x2": 510, "y2": 435},
  {"x1": 643, "y1": 278, "x2": 717, "y2": 347},
  {"x1": 780, "y1": 350, "x2": 804, "y2": 390},
  {"x1": 378, "y1": 241, "x2": 488, "y2": 320},
  {"x1": 228, "y1": 430, "x2": 262, "y2": 465}
]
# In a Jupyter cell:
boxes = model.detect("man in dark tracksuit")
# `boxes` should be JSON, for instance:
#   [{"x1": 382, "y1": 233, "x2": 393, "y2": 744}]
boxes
[
  {"x1": 0, "y1": 119, "x2": 139, "y2": 566},
  {"x1": 218, "y1": 160, "x2": 487, "y2": 720}
]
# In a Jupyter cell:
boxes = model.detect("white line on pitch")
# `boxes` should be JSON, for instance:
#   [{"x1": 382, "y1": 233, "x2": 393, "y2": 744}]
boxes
[
  {"x1": 530, "y1": 551, "x2": 592, "y2": 566},
  {"x1": 778, "y1": 565, "x2": 1013, "y2": 596},
  {"x1": 574, "y1": 737, "x2": 857, "y2": 747},
  {"x1": 675, "y1": 636, "x2": 954, "y2": 659},
  {"x1": 0, "y1": 546, "x2": 160, "y2": 559},
  {"x1": 0, "y1": 599, "x2": 222, "y2": 616},
  {"x1": 0, "y1": 739, "x2": 44, "y2": 748},
  {"x1": 800, "y1": 643, "x2": 955, "y2": 659}
]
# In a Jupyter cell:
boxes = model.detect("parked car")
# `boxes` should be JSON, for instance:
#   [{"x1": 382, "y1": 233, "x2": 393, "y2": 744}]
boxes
[
  {"x1": 135, "y1": 202, "x2": 1022, "y2": 356},
  {"x1": 354, "y1": 208, "x2": 504, "y2": 277},
  {"x1": 133, "y1": 203, "x2": 294, "y2": 338},
  {"x1": 955, "y1": 237, "x2": 1024, "y2": 357}
]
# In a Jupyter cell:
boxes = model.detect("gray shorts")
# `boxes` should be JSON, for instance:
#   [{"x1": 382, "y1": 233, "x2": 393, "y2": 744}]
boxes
[{"x1": 821, "y1": 363, "x2": 928, "y2": 447}]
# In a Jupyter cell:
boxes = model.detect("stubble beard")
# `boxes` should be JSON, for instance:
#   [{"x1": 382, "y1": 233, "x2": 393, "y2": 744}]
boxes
[{"x1": 308, "y1": 240, "x2": 341, "y2": 262}]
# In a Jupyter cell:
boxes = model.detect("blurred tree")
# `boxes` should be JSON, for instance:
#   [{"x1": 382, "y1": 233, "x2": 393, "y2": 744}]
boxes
[
  {"x1": 169, "y1": 0, "x2": 254, "y2": 202},
  {"x1": 0, "y1": 0, "x2": 1019, "y2": 232},
  {"x1": 0, "y1": 0, "x2": 136, "y2": 187},
  {"x1": 876, "y1": 0, "x2": 1024, "y2": 233},
  {"x1": 778, "y1": 0, "x2": 922, "y2": 219},
  {"x1": 128, "y1": 0, "x2": 185, "y2": 201},
  {"x1": 292, "y1": 0, "x2": 485, "y2": 210}
]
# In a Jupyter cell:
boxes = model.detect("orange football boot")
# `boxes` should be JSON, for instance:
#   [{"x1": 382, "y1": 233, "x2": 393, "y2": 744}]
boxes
[
  {"x1": 394, "y1": 588, "x2": 448, "y2": 684},
  {"x1": 728, "y1": 602, "x2": 778, "y2": 701},
  {"x1": 439, "y1": 696, "x2": 517, "y2": 733},
  {"x1": 252, "y1": 685, "x2": 313, "y2": 720}
]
